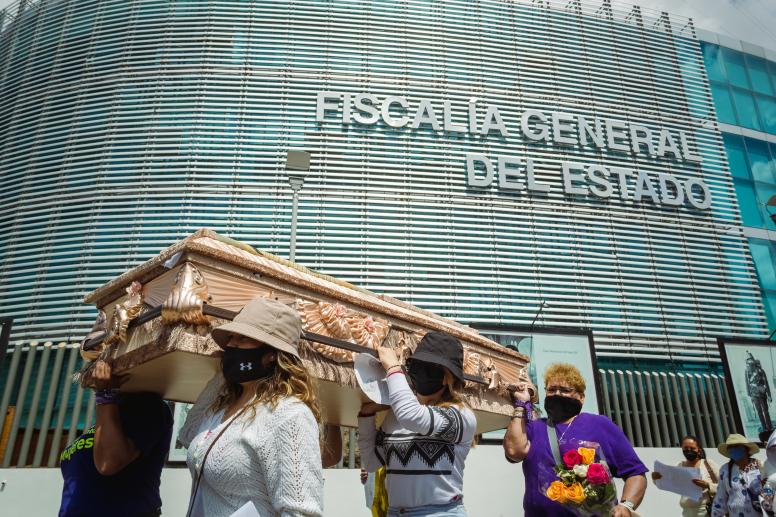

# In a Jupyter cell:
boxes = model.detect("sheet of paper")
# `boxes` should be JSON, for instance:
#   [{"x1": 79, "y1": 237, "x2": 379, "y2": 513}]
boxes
[
  {"x1": 229, "y1": 501, "x2": 260, "y2": 517},
  {"x1": 653, "y1": 460, "x2": 703, "y2": 501},
  {"x1": 354, "y1": 353, "x2": 390, "y2": 405}
]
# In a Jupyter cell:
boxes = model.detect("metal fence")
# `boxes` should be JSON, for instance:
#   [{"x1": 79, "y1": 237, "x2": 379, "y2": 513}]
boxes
[
  {"x1": 599, "y1": 369, "x2": 736, "y2": 448},
  {"x1": 0, "y1": 342, "x2": 739, "y2": 468},
  {"x1": 0, "y1": 342, "x2": 93, "y2": 468}
]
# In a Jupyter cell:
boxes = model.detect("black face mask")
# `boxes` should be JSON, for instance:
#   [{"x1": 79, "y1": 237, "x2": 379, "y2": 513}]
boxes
[
  {"x1": 544, "y1": 395, "x2": 583, "y2": 423},
  {"x1": 407, "y1": 360, "x2": 446, "y2": 396},
  {"x1": 222, "y1": 347, "x2": 275, "y2": 384},
  {"x1": 683, "y1": 449, "x2": 700, "y2": 461}
]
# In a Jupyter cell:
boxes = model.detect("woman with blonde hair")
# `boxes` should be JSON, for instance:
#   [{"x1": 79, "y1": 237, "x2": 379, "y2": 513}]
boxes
[
  {"x1": 178, "y1": 297, "x2": 323, "y2": 517},
  {"x1": 358, "y1": 331, "x2": 477, "y2": 516}
]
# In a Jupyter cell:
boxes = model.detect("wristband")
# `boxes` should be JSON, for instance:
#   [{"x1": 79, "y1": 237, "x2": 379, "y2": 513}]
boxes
[
  {"x1": 95, "y1": 389, "x2": 120, "y2": 405},
  {"x1": 387, "y1": 370, "x2": 405, "y2": 378},
  {"x1": 514, "y1": 400, "x2": 533, "y2": 420}
]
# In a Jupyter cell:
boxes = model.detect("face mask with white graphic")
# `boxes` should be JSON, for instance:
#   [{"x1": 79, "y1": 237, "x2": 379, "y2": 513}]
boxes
[{"x1": 222, "y1": 346, "x2": 276, "y2": 384}]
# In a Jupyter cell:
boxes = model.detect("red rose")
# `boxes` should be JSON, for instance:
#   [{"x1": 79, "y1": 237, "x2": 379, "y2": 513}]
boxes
[
  {"x1": 586, "y1": 463, "x2": 610, "y2": 484},
  {"x1": 562, "y1": 450, "x2": 583, "y2": 468}
]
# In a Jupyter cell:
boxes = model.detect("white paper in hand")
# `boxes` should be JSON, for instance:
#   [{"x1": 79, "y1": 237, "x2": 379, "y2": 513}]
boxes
[
  {"x1": 229, "y1": 501, "x2": 260, "y2": 517},
  {"x1": 354, "y1": 353, "x2": 390, "y2": 404},
  {"x1": 653, "y1": 460, "x2": 703, "y2": 501}
]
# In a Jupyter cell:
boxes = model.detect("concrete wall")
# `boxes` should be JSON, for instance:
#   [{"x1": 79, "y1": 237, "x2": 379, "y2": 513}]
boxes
[{"x1": 0, "y1": 446, "x2": 742, "y2": 516}]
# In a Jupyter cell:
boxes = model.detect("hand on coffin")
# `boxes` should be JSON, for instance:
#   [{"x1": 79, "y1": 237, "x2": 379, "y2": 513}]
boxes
[
  {"x1": 510, "y1": 382, "x2": 532, "y2": 403},
  {"x1": 92, "y1": 360, "x2": 129, "y2": 391},
  {"x1": 358, "y1": 401, "x2": 390, "y2": 418},
  {"x1": 376, "y1": 346, "x2": 401, "y2": 374}
]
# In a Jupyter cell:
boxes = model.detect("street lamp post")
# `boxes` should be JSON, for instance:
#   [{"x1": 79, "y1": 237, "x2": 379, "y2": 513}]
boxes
[{"x1": 286, "y1": 150, "x2": 311, "y2": 262}]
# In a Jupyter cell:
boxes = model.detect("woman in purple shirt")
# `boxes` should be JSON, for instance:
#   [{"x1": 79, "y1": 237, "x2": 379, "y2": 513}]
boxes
[{"x1": 503, "y1": 363, "x2": 648, "y2": 516}]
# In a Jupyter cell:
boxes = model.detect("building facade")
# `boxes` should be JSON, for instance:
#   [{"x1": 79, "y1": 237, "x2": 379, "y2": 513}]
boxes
[
  {"x1": 698, "y1": 31, "x2": 776, "y2": 331},
  {"x1": 0, "y1": 0, "x2": 768, "y2": 368}
]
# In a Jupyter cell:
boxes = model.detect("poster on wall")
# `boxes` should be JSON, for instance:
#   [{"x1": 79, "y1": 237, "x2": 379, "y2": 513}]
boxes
[
  {"x1": 478, "y1": 328, "x2": 601, "y2": 440},
  {"x1": 719, "y1": 338, "x2": 776, "y2": 443},
  {"x1": 168, "y1": 402, "x2": 193, "y2": 463}
]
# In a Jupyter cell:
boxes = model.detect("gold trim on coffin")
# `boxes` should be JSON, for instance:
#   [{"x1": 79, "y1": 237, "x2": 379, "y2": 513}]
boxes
[{"x1": 161, "y1": 262, "x2": 212, "y2": 325}]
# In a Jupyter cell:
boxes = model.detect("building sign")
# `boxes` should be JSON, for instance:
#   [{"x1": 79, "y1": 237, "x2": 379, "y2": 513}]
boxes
[{"x1": 316, "y1": 91, "x2": 711, "y2": 210}]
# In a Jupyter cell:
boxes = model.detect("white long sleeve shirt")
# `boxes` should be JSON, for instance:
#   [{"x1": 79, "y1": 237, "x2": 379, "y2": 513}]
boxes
[
  {"x1": 179, "y1": 374, "x2": 323, "y2": 517},
  {"x1": 358, "y1": 373, "x2": 477, "y2": 509}
]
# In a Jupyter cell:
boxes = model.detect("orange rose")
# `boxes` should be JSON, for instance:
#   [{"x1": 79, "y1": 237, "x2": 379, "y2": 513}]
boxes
[
  {"x1": 564, "y1": 482, "x2": 587, "y2": 504},
  {"x1": 578, "y1": 447, "x2": 596, "y2": 465},
  {"x1": 546, "y1": 481, "x2": 569, "y2": 503}
]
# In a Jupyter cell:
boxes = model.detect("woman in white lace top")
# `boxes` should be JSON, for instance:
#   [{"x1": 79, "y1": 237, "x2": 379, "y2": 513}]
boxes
[
  {"x1": 358, "y1": 331, "x2": 477, "y2": 517},
  {"x1": 178, "y1": 297, "x2": 323, "y2": 517}
]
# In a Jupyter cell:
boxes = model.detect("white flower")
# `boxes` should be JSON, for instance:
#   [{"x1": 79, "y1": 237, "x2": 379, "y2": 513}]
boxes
[{"x1": 573, "y1": 464, "x2": 588, "y2": 478}]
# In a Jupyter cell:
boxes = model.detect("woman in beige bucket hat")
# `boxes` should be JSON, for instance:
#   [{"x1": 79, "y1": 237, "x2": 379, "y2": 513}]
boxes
[
  {"x1": 177, "y1": 297, "x2": 324, "y2": 517},
  {"x1": 710, "y1": 433, "x2": 764, "y2": 517}
]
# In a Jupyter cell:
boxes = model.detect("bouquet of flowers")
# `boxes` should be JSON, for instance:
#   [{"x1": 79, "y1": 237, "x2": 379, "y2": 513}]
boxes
[{"x1": 544, "y1": 444, "x2": 617, "y2": 516}]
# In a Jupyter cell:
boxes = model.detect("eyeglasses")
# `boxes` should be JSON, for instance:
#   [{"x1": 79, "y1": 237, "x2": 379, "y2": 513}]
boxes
[{"x1": 546, "y1": 385, "x2": 576, "y2": 396}]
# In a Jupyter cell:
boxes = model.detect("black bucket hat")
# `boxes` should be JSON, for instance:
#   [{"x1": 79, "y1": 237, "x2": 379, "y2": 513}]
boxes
[{"x1": 408, "y1": 331, "x2": 465, "y2": 383}]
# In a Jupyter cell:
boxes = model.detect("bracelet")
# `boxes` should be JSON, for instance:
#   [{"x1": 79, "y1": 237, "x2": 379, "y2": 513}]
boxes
[
  {"x1": 95, "y1": 389, "x2": 120, "y2": 405},
  {"x1": 512, "y1": 408, "x2": 526, "y2": 420},
  {"x1": 387, "y1": 370, "x2": 405, "y2": 378},
  {"x1": 514, "y1": 400, "x2": 533, "y2": 420},
  {"x1": 385, "y1": 364, "x2": 402, "y2": 371}
]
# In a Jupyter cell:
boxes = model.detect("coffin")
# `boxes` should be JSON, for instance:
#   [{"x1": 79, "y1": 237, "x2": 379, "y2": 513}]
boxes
[{"x1": 80, "y1": 229, "x2": 531, "y2": 433}]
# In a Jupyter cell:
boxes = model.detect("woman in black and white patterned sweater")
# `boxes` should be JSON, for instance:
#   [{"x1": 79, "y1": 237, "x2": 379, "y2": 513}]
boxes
[{"x1": 358, "y1": 331, "x2": 477, "y2": 517}]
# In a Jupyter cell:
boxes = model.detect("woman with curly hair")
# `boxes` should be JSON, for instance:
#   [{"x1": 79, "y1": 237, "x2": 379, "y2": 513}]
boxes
[{"x1": 178, "y1": 297, "x2": 323, "y2": 517}]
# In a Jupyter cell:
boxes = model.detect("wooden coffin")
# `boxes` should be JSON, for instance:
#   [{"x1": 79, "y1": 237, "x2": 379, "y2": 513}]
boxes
[{"x1": 80, "y1": 229, "x2": 531, "y2": 433}]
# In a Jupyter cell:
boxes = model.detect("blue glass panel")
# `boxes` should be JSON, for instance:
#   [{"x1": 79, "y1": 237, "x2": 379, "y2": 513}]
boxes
[
  {"x1": 724, "y1": 134, "x2": 750, "y2": 180},
  {"x1": 735, "y1": 179, "x2": 764, "y2": 227},
  {"x1": 722, "y1": 48, "x2": 750, "y2": 88},
  {"x1": 746, "y1": 138, "x2": 776, "y2": 183},
  {"x1": 763, "y1": 290, "x2": 776, "y2": 330},
  {"x1": 756, "y1": 182, "x2": 776, "y2": 230},
  {"x1": 702, "y1": 42, "x2": 727, "y2": 82},
  {"x1": 746, "y1": 56, "x2": 775, "y2": 95},
  {"x1": 756, "y1": 95, "x2": 776, "y2": 135},
  {"x1": 710, "y1": 82, "x2": 737, "y2": 124},
  {"x1": 732, "y1": 88, "x2": 762, "y2": 130},
  {"x1": 749, "y1": 238, "x2": 776, "y2": 290}
]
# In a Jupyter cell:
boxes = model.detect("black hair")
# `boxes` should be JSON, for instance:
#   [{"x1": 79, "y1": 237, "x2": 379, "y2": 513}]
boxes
[{"x1": 681, "y1": 435, "x2": 706, "y2": 458}]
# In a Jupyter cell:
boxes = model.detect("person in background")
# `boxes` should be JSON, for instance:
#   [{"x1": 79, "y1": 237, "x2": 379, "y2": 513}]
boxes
[
  {"x1": 58, "y1": 360, "x2": 173, "y2": 517},
  {"x1": 358, "y1": 331, "x2": 477, "y2": 516},
  {"x1": 711, "y1": 433, "x2": 764, "y2": 517},
  {"x1": 178, "y1": 297, "x2": 323, "y2": 517},
  {"x1": 760, "y1": 430, "x2": 776, "y2": 516},
  {"x1": 503, "y1": 362, "x2": 648, "y2": 517},
  {"x1": 652, "y1": 435, "x2": 719, "y2": 516}
]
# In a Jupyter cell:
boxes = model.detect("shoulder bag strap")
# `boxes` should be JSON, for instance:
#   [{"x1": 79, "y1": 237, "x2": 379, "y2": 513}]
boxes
[
  {"x1": 185, "y1": 404, "x2": 252, "y2": 517},
  {"x1": 546, "y1": 421, "x2": 563, "y2": 466},
  {"x1": 704, "y1": 460, "x2": 718, "y2": 484}
]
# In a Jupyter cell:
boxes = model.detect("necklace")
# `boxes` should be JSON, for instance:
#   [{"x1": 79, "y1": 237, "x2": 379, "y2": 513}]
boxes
[{"x1": 558, "y1": 416, "x2": 577, "y2": 443}]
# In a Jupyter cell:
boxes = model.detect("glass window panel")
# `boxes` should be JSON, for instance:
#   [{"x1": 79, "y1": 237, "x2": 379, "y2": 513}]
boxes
[
  {"x1": 749, "y1": 239, "x2": 776, "y2": 290},
  {"x1": 722, "y1": 48, "x2": 750, "y2": 88},
  {"x1": 724, "y1": 133, "x2": 751, "y2": 180},
  {"x1": 735, "y1": 178, "x2": 764, "y2": 227},
  {"x1": 710, "y1": 82, "x2": 737, "y2": 124},
  {"x1": 763, "y1": 290, "x2": 776, "y2": 330},
  {"x1": 702, "y1": 42, "x2": 727, "y2": 83},
  {"x1": 732, "y1": 88, "x2": 762, "y2": 130},
  {"x1": 746, "y1": 56, "x2": 775, "y2": 95},
  {"x1": 755, "y1": 182, "x2": 776, "y2": 230},
  {"x1": 746, "y1": 138, "x2": 776, "y2": 183},
  {"x1": 756, "y1": 95, "x2": 776, "y2": 135}
]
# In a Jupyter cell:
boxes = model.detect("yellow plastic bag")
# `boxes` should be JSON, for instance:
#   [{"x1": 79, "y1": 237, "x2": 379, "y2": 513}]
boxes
[{"x1": 371, "y1": 467, "x2": 388, "y2": 517}]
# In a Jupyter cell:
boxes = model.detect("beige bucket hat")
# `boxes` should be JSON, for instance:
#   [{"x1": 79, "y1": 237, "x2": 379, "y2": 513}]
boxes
[
  {"x1": 718, "y1": 433, "x2": 760, "y2": 457},
  {"x1": 211, "y1": 297, "x2": 302, "y2": 358}
]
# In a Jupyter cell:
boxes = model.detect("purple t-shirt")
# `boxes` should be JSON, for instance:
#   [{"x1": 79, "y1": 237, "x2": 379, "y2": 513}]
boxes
[{"x1": 521, "y1": 413, "x2": 648, "y2": 516}]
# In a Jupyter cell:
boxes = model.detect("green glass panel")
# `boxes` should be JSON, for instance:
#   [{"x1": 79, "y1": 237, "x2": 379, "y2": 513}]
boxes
[
  {"x1": 710, "y1": 82, "x2": 737, "y2": 124},
  {"x1": 746, "y1": 56, "x2": 775, "y2": 95},
  {"x1": 746, "y1": 138, "x2": 776, "y2": 183},
  {"x1": 732, "y1": 88, "x2": 762, "y2": 130},
  {"x1": 755, "y1": 95, "x2": 776, "y2": 135},
  {"x1": 702, "y1": 42, "x2": 727, "y2": 83},
  {"x1": 723, "y1": 134, "x2": 751, "y2": 180},
  {"x1": 749, "y1": 238, "x2": 776, "y2": 290},
  {"x1": 735, "y1": 179, "x2": 764, "y2": 227},
  {"x1": 722, "y1": 48, "x2": 751, "y2": 89}
]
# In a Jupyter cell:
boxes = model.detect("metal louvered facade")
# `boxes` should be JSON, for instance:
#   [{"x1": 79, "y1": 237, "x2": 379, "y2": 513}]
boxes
[{"x1": 0, "y1": 0, "x2": 768, "y2": 362}]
